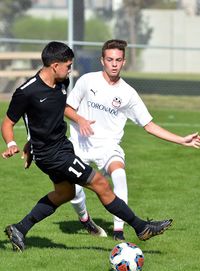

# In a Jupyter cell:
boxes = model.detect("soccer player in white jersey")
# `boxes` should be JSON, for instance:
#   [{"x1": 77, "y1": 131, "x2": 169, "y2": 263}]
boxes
[{"x1": 65, "y1": 39, "x2": 200, "y2": 241}]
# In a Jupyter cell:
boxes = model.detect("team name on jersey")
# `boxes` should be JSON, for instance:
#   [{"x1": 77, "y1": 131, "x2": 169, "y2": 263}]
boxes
[{"x1": 87, "y1": 101, "x2": 118, "y2": 116}]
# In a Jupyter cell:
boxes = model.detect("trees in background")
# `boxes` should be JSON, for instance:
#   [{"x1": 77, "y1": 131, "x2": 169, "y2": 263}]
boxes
[
  {"x1": 1, "y1": 0, "x2": 178, "y2": 71},
  {"x1": 12, "y1": 16, "x2": 111, "y2": 47},
  {"x1": 0, "y1": 0, "x2": 32, "y2": 38},
  {"x1": 115, "y1": 0, "x2": 177, "y2": 69}
]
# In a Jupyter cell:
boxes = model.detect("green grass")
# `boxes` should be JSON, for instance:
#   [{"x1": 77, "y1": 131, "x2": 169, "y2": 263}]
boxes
[{"x1": 1, "y1": 97, "x2": 200, "y2": 270}]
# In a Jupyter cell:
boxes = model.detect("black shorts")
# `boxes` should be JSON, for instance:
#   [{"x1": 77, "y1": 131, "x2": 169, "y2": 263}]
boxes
[{"x1": 35, "y1": 139, "x2": 96, "y2": 185}]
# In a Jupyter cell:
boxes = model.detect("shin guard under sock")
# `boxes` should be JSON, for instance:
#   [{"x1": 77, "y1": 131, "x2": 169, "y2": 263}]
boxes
[
  {"x1": 15, "y1": 195, "x2": 58, "y2": 236},
  {"x1": 104, "y1": 196, "x2": 146, "y2": 233}
]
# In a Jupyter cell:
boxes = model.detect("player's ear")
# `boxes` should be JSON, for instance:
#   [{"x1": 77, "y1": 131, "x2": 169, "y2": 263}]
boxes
[
  {"x1": 52, "y1": 62, "x2": 59, "y2": 68},
  {"x1": 51, "y1": 62, "x2": 58, "y2": 73},
  {"x1": 122, "y1": 58, "x2": 126, "y2": 66},
  {"x1": 100, "y1": 57, "x2": 104, "y2": 66}
]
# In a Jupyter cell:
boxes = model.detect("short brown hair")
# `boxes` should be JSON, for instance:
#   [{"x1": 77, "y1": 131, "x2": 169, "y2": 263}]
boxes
[{"x1": 102, "y1": 39, "x2": 127, "y2": 58}]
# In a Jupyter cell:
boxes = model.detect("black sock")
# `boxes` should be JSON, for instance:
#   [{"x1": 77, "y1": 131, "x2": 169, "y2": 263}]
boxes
[
  {"x1": 104, "y1": 196, "x2": 146, "y2": 234},
  {"x1": 15, "y1": 195, "x2": 58, "y2": 236}
]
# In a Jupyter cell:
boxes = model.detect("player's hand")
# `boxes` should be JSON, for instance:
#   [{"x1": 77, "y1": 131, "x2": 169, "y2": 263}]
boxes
[
  {"x1": 182, "y1": 132, "x2": 200, "y2": 148},
  {"x1": 78, "y1": 117, "x2": 95, "y2": 137},
  {"x1": 1, "y1": 145, "x2": 20, "y2": 159},
  {"x1": 21, "y1": 141, "x2": 33, "y2": 169}
]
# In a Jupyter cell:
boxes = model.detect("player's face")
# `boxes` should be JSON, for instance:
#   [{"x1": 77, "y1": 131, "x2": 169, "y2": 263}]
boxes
[
  {"x1": 53, "y1": 60, "x2": 73, "y2": 81},
  {"x1": 101, "y1": 49, "x2": 125, "y2": 80}
]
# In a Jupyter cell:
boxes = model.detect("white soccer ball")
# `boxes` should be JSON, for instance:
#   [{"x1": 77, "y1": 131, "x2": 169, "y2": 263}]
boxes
[{"x1": 109, "y1": 242, "x2": 144, "y2": 271}]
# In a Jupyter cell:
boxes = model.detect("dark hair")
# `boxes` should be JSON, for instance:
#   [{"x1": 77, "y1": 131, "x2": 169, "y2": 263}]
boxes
[
  {"x1": 102, "y1": 39, "x2": 127, "y2": 58},
  {"x1": 41, "y1": 41, "x2": 74, "y2": 67}
]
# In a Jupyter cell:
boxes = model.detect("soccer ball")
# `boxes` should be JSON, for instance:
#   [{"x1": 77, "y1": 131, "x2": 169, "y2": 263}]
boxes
[{"x1": 109, "y1": 242, "x2": 144, "y2": 271}]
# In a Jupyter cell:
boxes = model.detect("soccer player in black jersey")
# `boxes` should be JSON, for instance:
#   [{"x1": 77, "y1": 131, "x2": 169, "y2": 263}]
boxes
[{"x1": 1, "y1": 41, "x2": 173, "y2": 252}]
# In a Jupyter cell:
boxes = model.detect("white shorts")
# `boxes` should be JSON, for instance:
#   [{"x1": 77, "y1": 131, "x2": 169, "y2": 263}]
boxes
[{"x1": 70, "y1": 138, "x2": 125, "y2": 173}]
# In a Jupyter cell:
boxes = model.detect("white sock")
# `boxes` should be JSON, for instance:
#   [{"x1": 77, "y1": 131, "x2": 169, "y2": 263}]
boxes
[
  {"x1": 111, "y1": 168, "x2": 128, "y2": 231},
  {"x1": 70, "y1": 185, "x2": 88, "y2": 221}
]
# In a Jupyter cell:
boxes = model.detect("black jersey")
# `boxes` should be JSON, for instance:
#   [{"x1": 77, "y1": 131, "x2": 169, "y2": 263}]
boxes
[{"x1": 7, "y1": 72, "x2": 69, "y2": 158}]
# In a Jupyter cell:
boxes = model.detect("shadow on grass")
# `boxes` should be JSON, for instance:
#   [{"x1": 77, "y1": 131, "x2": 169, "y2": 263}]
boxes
[
  {"x1": 0, "y1": 218, "x2": 165, "y2": 254},
  {"x1": 54, "y1": 218, "x2": 113, "y2": 236},
  {"x1": 0, "y1": 236, "x2": 111, "y2": 251},
  {"x1": 0, "y1": 219, "x2": 113, "y2": 251},
  {"x1": 0, "y1": 238, "x2": 163, "y2": 255}
]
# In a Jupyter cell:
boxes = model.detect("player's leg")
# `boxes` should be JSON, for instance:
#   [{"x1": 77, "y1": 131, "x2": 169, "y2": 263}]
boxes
[
  {"x1": 71, "y1": 184, "x2": 87, "y2": 220},
  {"x1": 84, "y1": 171, "x2": 172, "y2": 241},
  {"x1": 69, "y1": 142, "x2": 107, "y2": 237},
  {"x1": 99, "y1": 144, "x2": 127, "y2": 240},
  {"x1": 106, "y1": 159, "x2": 128, "y2": 241},
  {"x1": 5, "y1": 181, "x2": 75, "y2": 252},
  {"x1": 70, "y1": 184, "x2": 107, "y2": 237}
]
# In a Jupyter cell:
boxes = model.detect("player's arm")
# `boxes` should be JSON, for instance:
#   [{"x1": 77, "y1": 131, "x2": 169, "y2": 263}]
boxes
[
  {"x1": 144, "y1": 121, "x2": 200, "y2": 148},
  {"x1": 65, "y1": 105, "x2": 95, "y2": 136},
  {"x1": 1, "y1": 115, "x2": 20, "y2": 158}
]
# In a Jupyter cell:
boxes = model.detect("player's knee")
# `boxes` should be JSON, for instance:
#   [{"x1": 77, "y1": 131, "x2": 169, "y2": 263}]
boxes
[
  {"x1": 59, "y1": 194, "x2": 74, "y2": 204},
  {"x1": 55, "y1": 189, "x2": 75, "y2": 203},
  {"x1": 91, "y1": 172, "x2": 112, "y2": 193}
]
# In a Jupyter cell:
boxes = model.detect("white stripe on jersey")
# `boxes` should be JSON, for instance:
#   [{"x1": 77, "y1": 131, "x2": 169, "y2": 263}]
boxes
[
  {"x1": 20, "y1": 77, "x2": 37, "y2": 90},
  {"x1": 24, "y1": 113, "x2": 31, "y2": 140}
]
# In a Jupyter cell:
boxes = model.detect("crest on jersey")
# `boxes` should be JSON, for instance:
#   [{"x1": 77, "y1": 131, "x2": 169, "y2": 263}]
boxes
[
  {"x1": 112, "y1": 96, "x2": 122, "y2": 108},
  {"x1": 61, "y1": 84, "x2": 67, "y2": 95}
]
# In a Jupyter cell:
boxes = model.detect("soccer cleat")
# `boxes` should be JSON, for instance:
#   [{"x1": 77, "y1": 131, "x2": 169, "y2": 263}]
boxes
[
  {"x1": 4, "y1": 225, "x2": 25, "y2": 252},
  {"x1": 113, "y1": 230, "x2": 125, "y2": 241},
  {"x1": 137, "y1": 218, "x2": 173, "y2": 241},
  {"x1": 80, "y1": 216, "x2": 107, "y2": 237},
  {"x1": 146, "y1": 218, "x2": 172, "y2": 227}
]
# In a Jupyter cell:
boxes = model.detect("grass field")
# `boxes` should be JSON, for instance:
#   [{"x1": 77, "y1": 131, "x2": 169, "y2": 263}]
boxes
[{"x1": 0, "y1": 96, "x2": 200, "y2": 271}]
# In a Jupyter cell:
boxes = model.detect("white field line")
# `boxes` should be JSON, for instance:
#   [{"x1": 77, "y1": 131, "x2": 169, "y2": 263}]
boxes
[
  {"x1": 126, "y1": 122, "x2": 200, "y2": 128},
  {"x1": 157, "y1": 122, "x2": 200, "y2": 128}
]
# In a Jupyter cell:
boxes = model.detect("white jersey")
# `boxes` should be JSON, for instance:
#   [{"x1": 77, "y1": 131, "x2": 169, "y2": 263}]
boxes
[{"x1": 67, "y1": 71, "x2": 152, "y2": 148}]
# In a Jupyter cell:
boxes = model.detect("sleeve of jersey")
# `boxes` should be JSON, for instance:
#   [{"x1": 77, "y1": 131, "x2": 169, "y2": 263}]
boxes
[
  {"x1": 7, "y1": 88, "x2": 29, "y2": 123},
  {"x1": 67, "y1": 76, "x2": 85, "y2": 110},
  {"x1": 126, "y1": 92, "x2": 153, "y2": 127}
]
